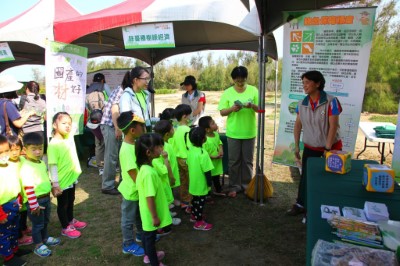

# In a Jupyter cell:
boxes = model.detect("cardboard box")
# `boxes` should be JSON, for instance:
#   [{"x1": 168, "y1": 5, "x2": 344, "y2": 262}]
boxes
[
  {"x1": 325, "y1": 150, "x2": 352, "y2": 174},
  {"x1": 363, "y1": 164, "x2": 395, "y2": 193}
]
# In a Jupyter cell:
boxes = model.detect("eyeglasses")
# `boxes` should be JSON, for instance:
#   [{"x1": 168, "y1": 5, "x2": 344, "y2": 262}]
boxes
[{"x1": 137, "y1": 77, "x2": 151, "y2": 82}]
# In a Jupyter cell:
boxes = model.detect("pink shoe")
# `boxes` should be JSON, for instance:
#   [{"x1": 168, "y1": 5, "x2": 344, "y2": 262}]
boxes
[
  {"x1": 143, "y1": 251, "x2": 165, "y2": 264},
  {"x1": 70, "y1": 218, "x2": 87, "y2": 230},
  {"x1": 22, "y1": 227, "x2": 32, "y2": 235},
  {"x1": 193, "y1": 220, "x2": 213, "y2": 231},
  {"x1": 61, "y1": 225, "x2": 81, "y2": 238},
  {"x1": 18, "y1": 235, "x2": 33, "y2": 246}
]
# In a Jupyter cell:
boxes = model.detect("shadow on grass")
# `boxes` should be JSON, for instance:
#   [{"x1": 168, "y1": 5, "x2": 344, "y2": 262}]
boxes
[{"x1": 17, "y1": 160, "x2": 306, "y2": 266}]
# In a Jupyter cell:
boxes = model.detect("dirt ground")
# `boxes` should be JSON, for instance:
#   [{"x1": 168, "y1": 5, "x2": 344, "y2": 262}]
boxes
[{"x1": 17, "y1": 90, "x2": 394, "y2": 266}]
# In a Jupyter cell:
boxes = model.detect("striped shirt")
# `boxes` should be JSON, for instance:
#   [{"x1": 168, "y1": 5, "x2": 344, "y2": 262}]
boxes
[{"x1": 100, "y1": 86, "x2": 124, "y2": 127}]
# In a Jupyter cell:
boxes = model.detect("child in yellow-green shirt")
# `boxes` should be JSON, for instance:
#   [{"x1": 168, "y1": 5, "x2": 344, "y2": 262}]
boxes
[
  {"x1": 136, "y1": 133, "x2": 172, "y2": 266},
  {"x1": 153, "y1": 119, "x2": 181, "y2": 227},
  {"x1": 21, "y1": 133, "x2": 60, "y2": 258},
  {"x1": 199, "y1": 116, "x2": 225, "y2": 196},
  {"x1": 170, "y1": 104, "x2": 192, "y2": 212},
  {"x1": 187, "y1": 127, "x2": 214, "y2": 231},
  {"x1": 116, "y1": 111, "x2": 145, "y2": 256},
  {"x1": 0, "y1": 135, "x2": 27, "y2": 266}
]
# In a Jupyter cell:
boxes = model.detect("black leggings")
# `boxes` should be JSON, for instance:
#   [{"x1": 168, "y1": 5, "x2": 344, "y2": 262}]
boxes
[
  {"x1": 18, "y1": 210, "x2": 28, "y2": 238},
  {"x1": 191, "y1": 196, "x2": 206, "y2": 221},
  {"x1": 56, "y1": 185, "x2": 76, "y2": 229}
]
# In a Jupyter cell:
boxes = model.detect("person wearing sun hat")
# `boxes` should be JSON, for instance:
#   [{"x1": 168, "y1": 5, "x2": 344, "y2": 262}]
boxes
[
  {"x1": 181, "y1": 75, "x2": 206, "y2": 126},
  {"x1": 0, "y1": 75, "x2": 35, "y2": 136}
]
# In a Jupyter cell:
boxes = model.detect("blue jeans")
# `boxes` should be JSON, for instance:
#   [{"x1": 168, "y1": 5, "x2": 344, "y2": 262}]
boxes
[
  {"x1": 121, "y1": 199, "x2": 142, "y2": 246},
  {"x1": 26, "y1": 196, "x2": 51, "y2": 245},
  {"x1": 100, "y1": 124, "x2": 121, "y2": 190}
]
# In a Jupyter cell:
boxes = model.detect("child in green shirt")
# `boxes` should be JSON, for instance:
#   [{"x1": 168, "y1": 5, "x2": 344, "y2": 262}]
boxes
[
  {"x1": 153, "y1": 119, "x2": 181, "y2": 226},
  {"x1": 187, "y1": 127, "x2": 214, "y2": 231},
  {"x1": 0, "y1": 135, "x2": 28, "y2": 266},
  {"x1": 21, "y1": 133, "x2": 60, "y2": 258},
  {"x1": 171, "y1": 104, "x2": 192, "y2": 212},
  {"x1": 7, "y1": 136, "x2": 33, "y2": 246},
  {"x1": 136, "y1": 133, "x2": 172, "y2": 266},
  {"x1": 199, "y1": 116, "x2": 225, "y2": 196},
  {"x1": 116, "y1": 111, "x2": 145, "y2": 256},
  {"x1": 47, "y1": 112, "x2": 86, "y2": 240}
]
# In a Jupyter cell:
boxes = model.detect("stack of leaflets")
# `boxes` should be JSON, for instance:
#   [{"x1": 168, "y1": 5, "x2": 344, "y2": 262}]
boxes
[
  {"x1": 342, "y1": 207, "x2": 367, "y2": 221},
  {"x1": 364, "y1": 201, "x2": 389, "y2": 222},
  {"x1": 311, "y1": 240, "x2": 397, "y2": 266},
  {"x1": 328, "y1": 216, "x2": 383, "y2": 248}
]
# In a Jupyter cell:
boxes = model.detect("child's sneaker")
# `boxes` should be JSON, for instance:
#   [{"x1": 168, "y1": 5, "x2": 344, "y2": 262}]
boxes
[
  {"x1": 172, "y1": 217, "x2": 181, "y2": 225},
  {"x1": 193, "y1": 220, "x2": 213, "y2": 231},
  {"x1": 156, "y1": 228, "x2": 171, "y2": 237},
  {"x1": 34, "y1": 244, "x2": 52, "y2": 257},
  {"x1": 185, "y1": 206, "x2": 192, "y2": 214},
  {"x1": 122, "y1": 243, "x2": 145, "y2": 256},
  {"x1": 143, "y1": 251, "x2": 165, "y2": 264},
  {"x1": 170, "y1": 211, "x2": 177, "y2": 217},
  {"x1": 3, "y1": 256, "x2": 27, "y2": 266},
  {"x1": 190, "y1": 215, "x2": 196, "y2": 223},
  {"x1": 169, "y1": 204, "x2": 175, "y2": 209},
  {"x1": 70, "y1": 218, "x2": 87, "y2": 230},
  {"x1": 22, "y1": 227, "x2": 32, "y2": 235},
  {"x1": 45, "y1": 237, "x2": 61, "y2": 246},
  {"x1": 61, "y1": 225, "x2": 81, "y2": 238},
  {"x1": 173, "y1": 199, "x2": 181, "y2": 207},
  {"x1": 18, "y1": 235, "x2": 33, "y2": 246},
  {"x1": 180, "y1": 202, "x2": 189, "y2": 210}
]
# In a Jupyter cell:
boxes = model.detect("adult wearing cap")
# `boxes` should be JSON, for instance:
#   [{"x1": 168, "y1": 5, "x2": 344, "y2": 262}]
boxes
[
  {"x1": 0, "y1": 75, "x2": 35, "y2": 136},
  {"x1": 218, "y1": 66, "x2": 259, "y2": 197},
  {"x1": 87, "y1": 73, "x2": 111, "y2": 98},
  {"x1": 119, "y1": 66, "x2": 152, "y2": 131},
  {"x1": 86, "y1": 73, "x2": 109, "y2": 176},
  {"x1": 181, "y1": 75, "x2": 205, "y2": 126}
]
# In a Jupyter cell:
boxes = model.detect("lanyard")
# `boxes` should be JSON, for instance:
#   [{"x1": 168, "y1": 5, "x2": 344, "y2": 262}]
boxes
[{"x1": 133, "y1": 90, "x2": 150, "y2": 120}]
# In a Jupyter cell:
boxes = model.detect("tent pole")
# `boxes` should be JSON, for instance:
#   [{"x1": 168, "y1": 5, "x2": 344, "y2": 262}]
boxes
[
  {"x1": 274, "y1": 59, "x2": 278, "y2": 145},
  {"x1": 254, "y1": 36, "x2": 262, "y2": 203},
  {"x1": 150, "y1": 49, "x2": 155, "y2": 117},
  {"x1": 255, "y1": 33, "x2": 266, "y2": 205}
]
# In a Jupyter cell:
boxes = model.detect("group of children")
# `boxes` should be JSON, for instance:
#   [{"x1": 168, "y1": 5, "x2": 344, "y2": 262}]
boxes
[
  {"x1": 117, "y1": 103, "x2": 225, "y2": 266},
  {"x1": 0, "y1": 104, "x2": 224, "y2": 266},
  {"x1": 0, "y1": 112, "x2": 86, "y2": 266}
]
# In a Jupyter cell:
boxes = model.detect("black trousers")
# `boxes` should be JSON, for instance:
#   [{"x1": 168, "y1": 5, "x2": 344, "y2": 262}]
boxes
[
  {"x1": 296, "y1": 147, "x2": 324, "y2": 208},
  {"x1": 142, "y1": 230, "x2": 158, "y2": 266},
  {"x1": 56, "y1": 184, "x2": 76, "y2": 229}
]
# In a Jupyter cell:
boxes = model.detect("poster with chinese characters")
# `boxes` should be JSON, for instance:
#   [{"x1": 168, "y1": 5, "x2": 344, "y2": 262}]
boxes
[
  {"x1": 0, "y1": 42, "x2": 15, "y2": 62},
  {"x1": 273, "y1": 7, "x2": 376, "y2": 167},
  {"x1": 45, "y1": 41, "x2": 88, "y2": 135},
  {"x1": 122, "y1": 22, "x2": 175, "y2": 49}
]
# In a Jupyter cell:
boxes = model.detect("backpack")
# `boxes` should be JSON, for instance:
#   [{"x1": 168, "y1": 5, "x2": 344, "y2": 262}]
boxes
[{"x1": 86, "y1": 90, "x2": 105, "y2": 113}]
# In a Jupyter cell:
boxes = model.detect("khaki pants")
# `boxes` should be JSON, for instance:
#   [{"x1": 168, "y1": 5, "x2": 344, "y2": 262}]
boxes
[
  {"x1": 227, "y1": 137, "x2": 255, "y2": 192},
  {"x1": 177, "y1": 158, "x2": 192, "y2": 204}
]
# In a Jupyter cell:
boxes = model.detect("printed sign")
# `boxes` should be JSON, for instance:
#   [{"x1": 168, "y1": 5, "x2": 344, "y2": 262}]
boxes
[
  {"x1": 273, "y1": 8, "x2": 376, "y2": 167},
  {"x1": 45, "y1": 41, "x2": 88, "y2": 135},
  {"x1": 0, "y1": 42, "x2": 15, "y2": 62},
  {"x1": 122, "y1": 23, "x2": 175, "y2": 49}
]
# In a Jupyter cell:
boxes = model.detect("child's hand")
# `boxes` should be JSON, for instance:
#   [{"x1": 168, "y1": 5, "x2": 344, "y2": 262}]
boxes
[
  {"x1": 51, "y1": 187, "x2": 63, "y2": 197},
  {"x1": 0, "y1": 218, "x2": 7, "y2": 224},
  {"x1": 152, "y1": 216, "x2": 160, "y2": 227},
  {"x1": 218, "y1": 150, "x2": 224, "y2": 158},
  {"x1": 162, "y1": 151, "x2": 168, "y2": 159},
  {"x1": 32, "y1": 206, "x2": 45, "y2": 216}
]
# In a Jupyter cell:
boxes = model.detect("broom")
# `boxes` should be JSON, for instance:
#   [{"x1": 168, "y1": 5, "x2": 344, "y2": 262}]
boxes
[{"x1": 245, "y1": 168, "x2": 274, "y2": 201}]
